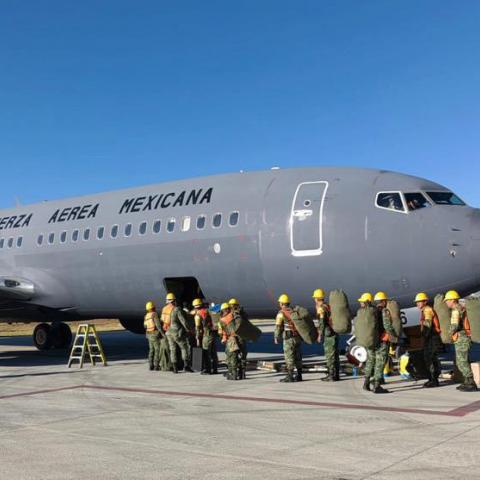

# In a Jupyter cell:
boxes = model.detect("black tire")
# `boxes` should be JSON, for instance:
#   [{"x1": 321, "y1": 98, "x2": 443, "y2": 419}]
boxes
[
  {"x1": 33, "y1": 323, "x2": 52, "y2": 351},
  {"x1": 119, "y1": 318, "x2": 144, "y2": 334},
  {"x1": 51, "y1": 322, "x2": 73, "y2": 349}
]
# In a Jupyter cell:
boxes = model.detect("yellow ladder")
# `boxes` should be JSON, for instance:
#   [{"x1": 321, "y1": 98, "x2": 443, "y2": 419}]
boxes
[{"x1": 68, "y1": 324, "x2": 107, "y2": 368}]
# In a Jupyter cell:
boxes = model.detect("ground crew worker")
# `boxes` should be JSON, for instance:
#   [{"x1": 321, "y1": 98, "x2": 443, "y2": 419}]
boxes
[
  {"x1": 162, "y1": 293, "x2": 193, "y2": 373},
  {"x1": 415, "y1": 292, "x2": 442, "y2": 388},
  {"x1": 193, "y1": 298, "x2": 218, "y2": 375},
  {"x1": 144, "y1": 301, "x2": 164, "y2": 371},
  {"x1": 313, "y1": 289, "x2": 340, "y2": 382},
  {"x1": 274, "y1": 294, "x2": 303, "y2": 383},
  {"x1": 219, "y1": 302, "x2": 242, "y2": 380},
  {"x1": 228, "y1": 298, "x2": 248, "y2": 379},
  {"x1": 444, "y1": 290, "x2": 478, "y2": 392}
]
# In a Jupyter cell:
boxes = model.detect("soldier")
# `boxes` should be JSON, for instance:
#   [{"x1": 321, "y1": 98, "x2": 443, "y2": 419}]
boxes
[
  {"x1": 193, "y1": 298, "x2": 218, "y2": 375},
  {"x1": 444, "y1": 290, "x2": 478, "y2": 392},
  {"x1": 274, "y1": 294, "x2": 303, "y2": 383},
  {"x1": 313, "y1": 288, "x2": 340, "y2": 382},
  {"x1": 415, "y1": 292, "x2": 442, "y2": 388},
  {"x1": 144, "y1": 301, "x2": 164, "y2": 371},
  {"x1": 219, "y1": 302, "x2": 242, "y2": 380},
  {"x1": 228, "y1": 298, "x2": 248, "y2": 380},
  {"x1": 161, "y1": 293, "x2": 193, "y2": 373}
]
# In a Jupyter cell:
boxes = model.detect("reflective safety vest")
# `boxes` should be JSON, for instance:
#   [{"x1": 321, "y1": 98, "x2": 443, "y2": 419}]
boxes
[
  {"x1": 420, "y1": 306, "x2": 441, "y2": 335},
  {"x1": 161, "y1": 304, "x2": 174, "y2": 332},
  {"x1": 220, "y1": 313, "x2": 235, "y2": 342},
  {"x1": 452, "y1": 306, "x2": 471, "y2": 342},
  {"x1": 144, "y1": 312, "x2": 158, "y2": 333},
  {"x1": 281, "y1": 307, "x2": 299, "y2": 335},
  {"x1": 316, "y1": 303, "x2": 332, "y2": 329}
]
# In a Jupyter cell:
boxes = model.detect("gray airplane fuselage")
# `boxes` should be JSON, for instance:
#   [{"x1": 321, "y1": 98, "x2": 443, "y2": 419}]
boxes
[{"x1": 0, "y1": 167, "x2": 479, "y2": 331}]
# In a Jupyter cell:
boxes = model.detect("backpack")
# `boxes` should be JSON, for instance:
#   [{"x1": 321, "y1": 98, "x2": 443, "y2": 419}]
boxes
[
  {"x1": 434, "y1": 294, "x2": 452, "y2": 344},
  {"x1": 354, "y1": 306, "x2": 378, "y2": 349},
  {"x1": 290, "y1": 306, "x2": 317, "y2": 344}
]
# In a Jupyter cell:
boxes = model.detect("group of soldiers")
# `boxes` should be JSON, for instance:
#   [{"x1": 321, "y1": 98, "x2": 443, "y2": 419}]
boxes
[{"x1": 143, "y1": 288, "x2": 478, "y2": 393}]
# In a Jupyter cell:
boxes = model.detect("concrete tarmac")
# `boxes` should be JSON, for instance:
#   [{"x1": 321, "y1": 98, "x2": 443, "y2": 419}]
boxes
[{"x1": 1, "y1": 329, "x2": 480, "y2": 480}]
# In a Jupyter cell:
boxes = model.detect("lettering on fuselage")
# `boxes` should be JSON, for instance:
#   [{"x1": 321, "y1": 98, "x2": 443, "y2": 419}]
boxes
[
  {"x1": 0, "y1": 213, "x2": 33, "y2": 230},
  {"x1": 48, "y1": 203, "x2": 99, "y2": 224},
  {"x1": 119, "y1": 188, "x2": 213, "y2": 214}
]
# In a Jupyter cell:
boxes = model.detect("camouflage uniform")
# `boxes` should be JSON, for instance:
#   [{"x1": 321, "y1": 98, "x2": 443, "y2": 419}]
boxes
[
  {"x1": 232, "y1": 306, "x2": 248, "y2": 378},
  {"x1": 144, "y1": 311, "x2": 164, "y2": 370},
  {"x1": 194, "y1": 307, "x2": 218, "y2": 374},
  {"x1": 220, "y1": 311, "x2": 242, "y2": 380},
  {"x1": 163, "y1": 304, "x2": 192, "y2": 372},
  {"x1": 275, "y1": 306, "x2": 303, "y2": 382},
  {"x1": 449, "y1": 304, "x2": 476, "y2": 389},
  {"x1": 316, "y1": 303, "x2": 339, "y2": 381},
  {"x1": 420, "y1": 305, "x2": 442, "y2": 385},
  {"x1": 364, "y1": 306, "x2": 396, "y2": 387}
]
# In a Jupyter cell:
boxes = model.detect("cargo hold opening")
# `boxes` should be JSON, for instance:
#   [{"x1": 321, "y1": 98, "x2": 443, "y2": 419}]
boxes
[{"x1": 163, "y1": 277, "x2": 205, "y2": 310}]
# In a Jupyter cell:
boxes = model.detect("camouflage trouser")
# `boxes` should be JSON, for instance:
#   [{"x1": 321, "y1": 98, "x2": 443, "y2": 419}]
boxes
[
  {"x1": 454, "y1": 333, "x2": 473, "y2": 382},
  {"x1": 365, "y1": 342, "x2": 389, "y2": 383},
  {"x1": 283, "y1": 335, "x2": 302, "y2": 373},
  {"x1": 167, "y1": 334, "x2": 191, "y2": 367},
  {"x1": 146, "y1": 333, "x2": 161, "y2": 368},
  {"x1": 323, "y1": 334, "x2": 340, "y2": 375},
  {"x1": 424, "y1": 334, "x2": 441, "y2": 381},
  {"x1": 202, "y1": 334, "x2": 218, "y2": 373},
  {"x1": 238, "y1": 339, "x2": 247, "y2": 372},
  {"x1": 225, "y1": 341, "x2": 240, "y2": 375},
  {"x1": 159, "y1": 337, "x2": 172, "y2": 371}
]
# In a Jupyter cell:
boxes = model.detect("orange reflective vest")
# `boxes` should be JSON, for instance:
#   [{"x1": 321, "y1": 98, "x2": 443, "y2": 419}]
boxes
[
  {"x1": 144, "y1": 312, "x2": 158, "y2": 333},
  {"x1": 161, "y1": 304, "x2": 174, "y2": 332},
  {"x1": 420, "y1": 307, "x2": 442, "y2": 335},
  {"x1": 220, "y1": 312, "x2": 234, "y2": 342},
  {"x1": 281, "y1": 307, "x2": 299, "y2": 336},
  {"x1": 452, "y1": 312, "x2": 471, "y2": 342}
]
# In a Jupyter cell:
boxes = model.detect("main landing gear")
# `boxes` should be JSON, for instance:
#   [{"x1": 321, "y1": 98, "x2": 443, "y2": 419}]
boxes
[{"x1": 33, "y1": 322, "x2": 72, "y2": 350}]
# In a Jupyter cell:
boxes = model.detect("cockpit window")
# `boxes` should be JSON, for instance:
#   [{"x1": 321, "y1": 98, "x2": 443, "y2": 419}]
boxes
[
  {"x1": 404, "y1": 193, "x2": 431, "y2": 211},
  {"x1": 376, "y1": 192, "x2": 405, "y2": 212},
  {"x1": 426, "y1": 191, "x2": 465, "y2": 206}
]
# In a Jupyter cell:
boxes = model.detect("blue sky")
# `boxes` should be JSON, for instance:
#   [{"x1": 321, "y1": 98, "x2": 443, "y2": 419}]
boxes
[{"x1": 1, "y1": 1, "x2": 479, "y2": 207}]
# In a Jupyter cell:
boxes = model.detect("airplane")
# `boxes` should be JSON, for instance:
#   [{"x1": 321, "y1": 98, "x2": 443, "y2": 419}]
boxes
[{"x1": 0, "y1": 166, "x2": 479, "y2": 350}]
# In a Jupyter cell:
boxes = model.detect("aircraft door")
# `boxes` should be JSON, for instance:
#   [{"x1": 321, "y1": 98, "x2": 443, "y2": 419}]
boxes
[{"x1": 290, "y1": 181, "x2": 328, "y2": 257}]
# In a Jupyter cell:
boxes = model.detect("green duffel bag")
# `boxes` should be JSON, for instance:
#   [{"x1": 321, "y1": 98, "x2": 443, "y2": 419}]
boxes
[
  {"x1": 290, "y1": 306, "x2": 317, "y2": 344},
  {"x1": 329, "y1": 289, "x2": 352, "y2": 334},
  {"x1": 354, "y1": 306, "x2": 378, "y2": 349},
  {"x1": 387, "y1": 300, "x2": 402, "y2": 343},
  {"x1": 465, "y1": 297, "x2": 480, "y2": 343},
  {"x1": 434, "y1": 294, "x2": 452, "y2": 344},
  {"x1": 233, "y1": 312, "x2": 261, "y2": 342}
]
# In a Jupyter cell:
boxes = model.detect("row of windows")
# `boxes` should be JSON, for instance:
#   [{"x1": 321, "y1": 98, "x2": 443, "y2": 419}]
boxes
[
  {"x1": 0, "y1": 237, "x2": 23, "y2": 249},
  {"x1": 36, "y1": 211, "x2": 240, "y2": 246},
  {"x1": 376, "y1": 190, "x2": 465, "y2": 214}
]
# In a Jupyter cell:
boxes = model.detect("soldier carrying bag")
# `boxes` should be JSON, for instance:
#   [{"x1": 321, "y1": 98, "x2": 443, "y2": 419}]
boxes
[
  {"x1": 329, "y1": 290, "x2": 352, "y2": 334},
  {"x1": 434, "y1": 294, "x2": 452, "y2": 344},
  {"x1": 465, "y1": 297, "x2": 480, "y2": 343},
  {"x1": 233, "y1": 310, "x2": 261, "y2": 342},
  {"x1": 387, "y1": 300, "x2": 402, "y2": 343},
  {"x1": 290, "y1": 306, "x2": 317, "y2": 344},
  {"x1": 354, "y1": 306, "x2": 378, "y2": 349}
]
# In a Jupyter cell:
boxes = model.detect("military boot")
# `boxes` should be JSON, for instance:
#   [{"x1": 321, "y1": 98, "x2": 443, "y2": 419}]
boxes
[
  {"x1": 459, "y1": 379, "x2": 478, "y2": 392},
  {"x1": 333, "y1": 368, "x2": 340, "y2": 382},
  {"x1": 280, "y1": 371, "x2": 295, "y2": 383},
  {"x1": 172, "y1": 364, "x2": 179, "y2": 374},
  {"x1": 183, "y1": 365, "x2": 193, "y2": 373},
  {"x1": 363, "y1": 377, "x2": 371, "y2": 391},
  {"x1": 373, "y1": 382, "x2": 389, "y2": 394},
  {"x1": 149, "y1": 364, "x2": 154, "y2": 371},
  {"x1": 321, "y1": 370, "x2": 332, "y2": 382},
  {"x1": 154, "y1": 366, "x2": 160, "y2": 371},
  {"x1": 294, "y1": 371, "x2": 303, "y2": 382},
  {"x1": 235, "y1": 368, "x2": 243, "y2": 380}
]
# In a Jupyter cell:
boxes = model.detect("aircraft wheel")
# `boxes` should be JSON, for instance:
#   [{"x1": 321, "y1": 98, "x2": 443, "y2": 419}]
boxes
[
  {"x1": 33, "y1": 323, "x2": 52, "y2": 351},
  {"x1": 51, "y1": 322, "x2": 73, "y2": 349}
]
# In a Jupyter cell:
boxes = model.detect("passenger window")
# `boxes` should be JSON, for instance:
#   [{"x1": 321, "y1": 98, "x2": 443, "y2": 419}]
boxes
[
  {"x1": 229, "y1": 212, "x2": 239, "y2": 227},
  {"x1": 167, "y1": 218, "x2": 176, "y2": 233},
  {"x1": 60, "y1": 231, "x2": 67, "y2": 243},
  {"x1": 404, "y1": 193, "x2": 431, "y2": 211},
  {"x1": 125, "y1": 224, "x2": 132, "y2": 237},
  {"x1": 212, "y1": 213, "x2": 222, "y2": 228},
  {"x1": 97, "y1": 226, "x2": 105, "y2": 239},
  {"x1": 17, "y1": 237, "x2": 23, "y2": 248},
  {"x1": 139, "y1": 222, "x2": 147, "y2": 235},
  {"x1": 37, "y1": 235, "x2": 43, "y2": 246},
  {"x1": 7, "y1": 238, "x2": 14, "y2": 248},
  {"x1": 376, "y1": 192, "x2": 405, "y2": 212},
  {"x1": 153, "y1": 220, "x2": 161, "y2": 234},
  {"x1": 111, "y1": 225, "x2": 119, "y2": 238},
  {"x1": 196, "y1": 215, "x2": 206, "y2": 230},
  {"x1": 72, "y1": 230, "x2": 79, "y2": 242},
  {"x1": 426, "y1": 191, "x2": 465, "y2": 206},
  {"x1": 181, "y1": 217, "x2": 191, "y2": 232},
  {"x1": 48, "y1": 233, "x2": 55, "y2": 245},
  {"x1": 83, "y1": 228, "x2": 90, "y2": 241}
]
